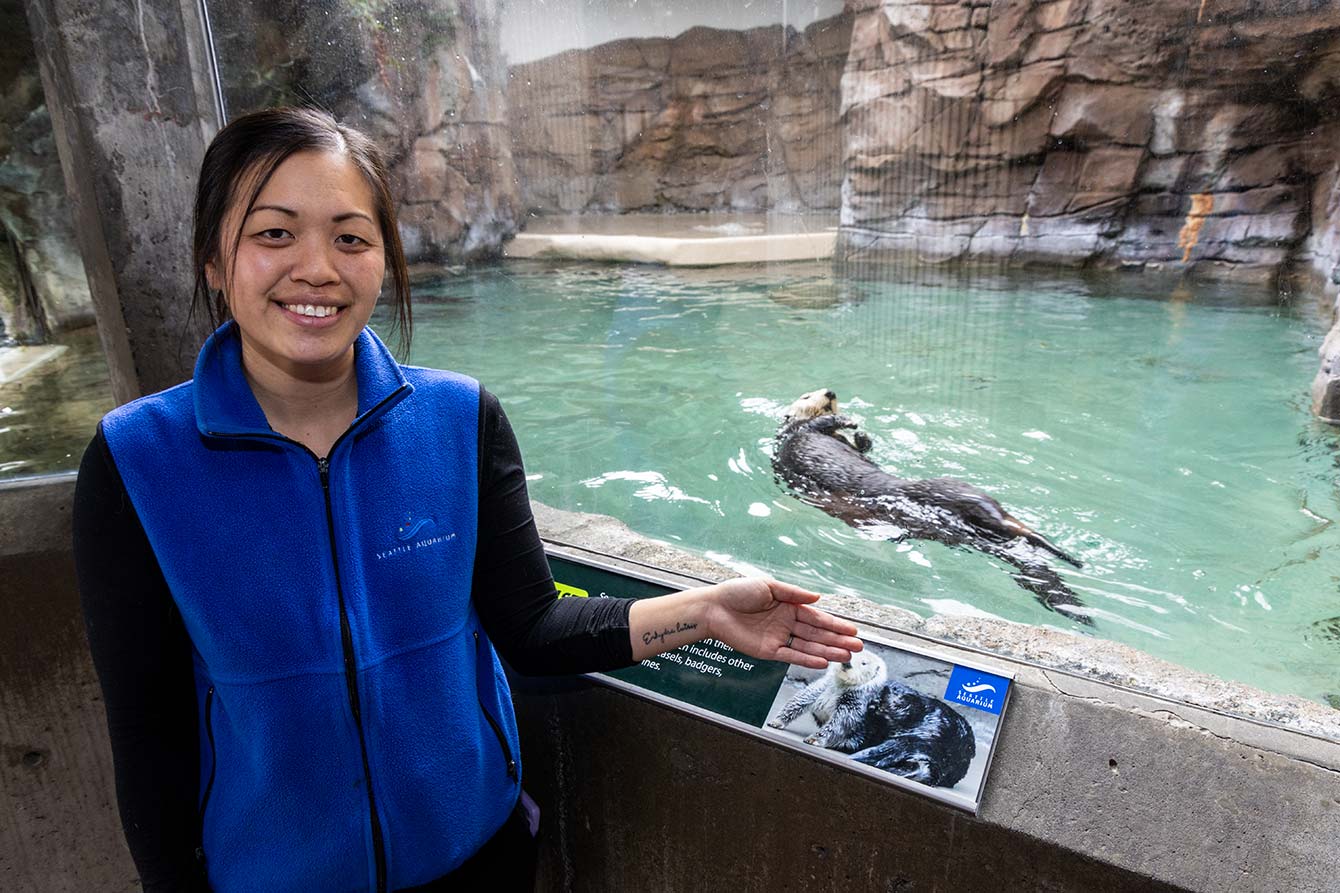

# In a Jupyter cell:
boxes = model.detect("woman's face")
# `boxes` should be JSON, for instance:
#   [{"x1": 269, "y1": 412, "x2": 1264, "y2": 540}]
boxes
[{"x1": 208, "y1": 150, "x2": 386, "y2": 382}]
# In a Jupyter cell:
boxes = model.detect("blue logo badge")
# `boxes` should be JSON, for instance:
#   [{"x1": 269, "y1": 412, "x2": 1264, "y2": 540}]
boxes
[
  {"x1": 395, "y1": 512, "x2": 435, "y2": 542},
  {"x1": 945, "y1": 665, "x2": 1010, "y2": 715}
]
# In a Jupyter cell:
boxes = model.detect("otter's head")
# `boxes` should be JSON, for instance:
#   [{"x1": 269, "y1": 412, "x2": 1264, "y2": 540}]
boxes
[
  {"x1": 834, "y1": 650, "x2": 887, "y2": 688},
  {"x1": 782, "y1": 389, "x2": 838, "y2": 427}
]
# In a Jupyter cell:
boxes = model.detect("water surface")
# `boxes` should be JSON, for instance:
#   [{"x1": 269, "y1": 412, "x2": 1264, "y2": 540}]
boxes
[
  {"x1": 0, "y1": 327, "x2": 113, "y2": 478},
  {"x1": 403, "y1": 261, "x2": 1340, "y2": 708}
]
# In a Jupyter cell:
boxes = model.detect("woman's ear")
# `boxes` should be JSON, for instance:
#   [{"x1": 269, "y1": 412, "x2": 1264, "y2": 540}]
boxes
[{"x1": 205, "y1": 259, "x2": 221, "y2": 292}]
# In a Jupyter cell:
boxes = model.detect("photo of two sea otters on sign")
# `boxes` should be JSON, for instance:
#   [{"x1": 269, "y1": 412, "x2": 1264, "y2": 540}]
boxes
[{"x1": 773, "y1": 389, "x2": 1091, "y2": 626}]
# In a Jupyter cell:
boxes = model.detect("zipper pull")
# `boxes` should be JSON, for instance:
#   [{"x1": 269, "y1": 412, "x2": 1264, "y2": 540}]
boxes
[{"x1": 318, "y1": 457, "x2": 330, "y2": 488}]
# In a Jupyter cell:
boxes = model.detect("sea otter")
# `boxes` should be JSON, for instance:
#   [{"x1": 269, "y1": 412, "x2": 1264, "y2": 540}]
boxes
[
  {"x1": 767, "y1": 652, "x2": 976, "y2": 788},
  {"x1": 773, "y1": 389, "x2": 1090, "y2": 624}
]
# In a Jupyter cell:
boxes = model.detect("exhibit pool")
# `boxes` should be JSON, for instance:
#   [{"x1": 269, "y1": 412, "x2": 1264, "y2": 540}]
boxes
[{"x1": 405, "y1": 261, "x2": 1340, "y2": 708}]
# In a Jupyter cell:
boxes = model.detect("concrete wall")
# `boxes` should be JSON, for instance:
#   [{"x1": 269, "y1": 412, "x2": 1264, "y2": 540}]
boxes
[
  {"x1": 0, "y1": 474, "x2": 135, "y2": 891},
  {"x1": 4, "y1": 478, "x2": 1337, "y2": 891}
]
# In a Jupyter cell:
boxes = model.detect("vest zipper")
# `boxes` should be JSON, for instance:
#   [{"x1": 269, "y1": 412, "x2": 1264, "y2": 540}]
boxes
[
  {"x1": 195, "y1": 685, "x2": 217, "y2": 870},
  {"x1": 473, "y1": 630, "x2": 518, "y2": 781},
  {"x1": 206, "y1": 383, "x2": 408, "y2": 892},
  {"x1": 320, "y1": 457, "x2": 388, "y2": 893}
]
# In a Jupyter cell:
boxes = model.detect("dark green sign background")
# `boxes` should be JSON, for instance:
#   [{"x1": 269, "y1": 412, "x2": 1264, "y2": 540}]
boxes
[{"x1": 549, "y1": 555, "x2": 791, "y2": 726}]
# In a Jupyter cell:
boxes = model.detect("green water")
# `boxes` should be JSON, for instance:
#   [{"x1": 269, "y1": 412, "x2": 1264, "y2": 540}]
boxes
[
  {"x1": 11, "y1": 260, "x2": 1340, "y2": 708},
  {"x1": 0, "y1": 326, "x2": 114, "y2": 478},
  {"x1": 404, "y1": 261, "x2": 1340, "y2": 707}
]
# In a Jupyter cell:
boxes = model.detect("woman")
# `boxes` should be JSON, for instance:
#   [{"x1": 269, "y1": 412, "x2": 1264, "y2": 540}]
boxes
[{"x1": 73, "y1": 106, "x2": 861, "y2": 892}]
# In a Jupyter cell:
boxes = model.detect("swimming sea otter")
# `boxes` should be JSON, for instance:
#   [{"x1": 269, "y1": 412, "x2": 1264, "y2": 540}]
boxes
[{"x1": 773, "y1": 389, "x2": 1091, "y2": 624}]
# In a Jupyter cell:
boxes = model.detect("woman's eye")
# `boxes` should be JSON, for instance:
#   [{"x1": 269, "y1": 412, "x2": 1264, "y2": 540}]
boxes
[
  {"x1": 336, "y1": 234, "x2": 368, "y2": 246},
  {"x1": 257, "y1": 228, "x2": 291, "y2": 240}
]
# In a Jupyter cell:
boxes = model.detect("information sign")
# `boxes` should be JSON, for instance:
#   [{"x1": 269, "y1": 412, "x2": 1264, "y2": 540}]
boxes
[{"x1": 549, "y1": 550, "x2": 1014, "y2": 813}]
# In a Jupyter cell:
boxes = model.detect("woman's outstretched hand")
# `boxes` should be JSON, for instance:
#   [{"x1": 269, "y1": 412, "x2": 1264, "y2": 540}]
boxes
[
  {"x1": 704, "y1": 577, "x2": 862, "y2": 669},
  {"x1": 628, "y1": 577, "x2": 862, "y2": 668}
]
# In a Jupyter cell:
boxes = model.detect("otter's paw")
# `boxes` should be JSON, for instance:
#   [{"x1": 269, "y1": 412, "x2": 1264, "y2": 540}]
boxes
[
  {"x1": 803, "y1": 735, "x2": 822, "y2": 746},
  {"x1": 766, "y1": 719, "x2": 784, "y2": 730}
]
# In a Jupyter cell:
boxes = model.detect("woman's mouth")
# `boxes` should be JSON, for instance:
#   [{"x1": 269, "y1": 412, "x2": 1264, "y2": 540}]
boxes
[{"x1": 278, "y1": 302, "x2": 343, "y2": 321}]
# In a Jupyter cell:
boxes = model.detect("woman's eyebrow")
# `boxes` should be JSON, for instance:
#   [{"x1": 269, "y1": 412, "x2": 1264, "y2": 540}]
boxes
[
  {"x1": 247, "y1": 204, "x2": 373, "y2": 225},
  {"x1": 248, "y1": 203, "x2": 296, "y2": 217}
]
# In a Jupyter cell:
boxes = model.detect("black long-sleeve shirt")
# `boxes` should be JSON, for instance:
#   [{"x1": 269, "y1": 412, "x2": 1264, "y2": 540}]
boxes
[{"x1": 73, "y1": 388, "x2": 633, "y2": 891}]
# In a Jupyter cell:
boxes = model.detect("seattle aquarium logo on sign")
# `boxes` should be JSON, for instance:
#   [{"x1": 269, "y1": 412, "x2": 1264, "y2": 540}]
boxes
[{"x1": 945, "y1": 665, "x2": 1010, "y2": 715}]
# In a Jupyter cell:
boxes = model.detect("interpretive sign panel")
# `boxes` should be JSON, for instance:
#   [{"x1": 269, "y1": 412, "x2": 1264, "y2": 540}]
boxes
[{"x1": 548, "y1": 550, "x2": 1013, "y2": 813}]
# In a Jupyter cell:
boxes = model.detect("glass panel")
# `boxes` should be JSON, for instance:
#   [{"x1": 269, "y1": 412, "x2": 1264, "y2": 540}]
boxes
[
  {"x1": 202, "y1": 0, "x2": 1340, "y2": 728},
  {"x1": 0, "y1": 3, "x2": 111, "y2": 478}
]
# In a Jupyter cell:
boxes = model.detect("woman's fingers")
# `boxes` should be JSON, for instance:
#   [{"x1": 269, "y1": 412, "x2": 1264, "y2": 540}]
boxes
[
  {"x1": 783, "y1": 634, "x2": 857, "y2": 665},
  {"x1": 758, "y1": 580, "x2": 862, "y2": 642},
  {"x1": 779, "y1": 648, "x2": 830, "y2": 670},
  {"x1": 795, "y1": 603, "x2": 860, "y2": 639}
]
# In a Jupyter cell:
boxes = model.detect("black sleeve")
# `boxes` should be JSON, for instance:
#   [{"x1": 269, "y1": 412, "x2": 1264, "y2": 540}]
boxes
[
  {"x1": 471, "y1": 389, "x2": 636, "y2": 675},
  {"x1": 73, "y1": 428, "x2": 208, "y2": 892}
]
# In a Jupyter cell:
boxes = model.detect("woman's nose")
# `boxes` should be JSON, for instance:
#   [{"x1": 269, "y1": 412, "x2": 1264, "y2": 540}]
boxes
[{"x1": 289, "y1": 237, "x2": 340, "y2": 286}]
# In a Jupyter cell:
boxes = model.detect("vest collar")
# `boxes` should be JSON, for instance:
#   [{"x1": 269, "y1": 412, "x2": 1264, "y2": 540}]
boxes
[{"x1": 193, "y1": 321, "x2": 413, "y2": 440}]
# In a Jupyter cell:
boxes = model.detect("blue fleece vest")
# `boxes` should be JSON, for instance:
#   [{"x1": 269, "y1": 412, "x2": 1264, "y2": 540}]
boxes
[{"x1": 101, "y1": 322, "x2": 521, "y2": 892}]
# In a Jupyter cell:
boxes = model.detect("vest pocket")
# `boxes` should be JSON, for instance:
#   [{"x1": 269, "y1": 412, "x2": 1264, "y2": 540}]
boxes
[{"x1": 473, "y1": 630, "x2": 518, "y2": 781}]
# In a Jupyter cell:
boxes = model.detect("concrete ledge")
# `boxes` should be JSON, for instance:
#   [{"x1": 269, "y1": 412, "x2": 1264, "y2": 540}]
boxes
[
  {"x1": 531, "y1": 501, "x2": 1340, "y2": 892},
  {"x1": 505, "y1": 231, "x2": 836, "y2": 266},
  {"x1": 0, "y1": 345, "x2": 66, "y2": 384},
  {"x1": 0, "y1": 471, "x2": 76, "y2": 558},
  {"x1": 503, "y1": 213, "x2": 837, "y2": 266}
]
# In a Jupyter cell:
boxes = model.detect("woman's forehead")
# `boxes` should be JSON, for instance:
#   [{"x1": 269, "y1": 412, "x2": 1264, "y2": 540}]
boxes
[{"x1": 244, "y1": 150, "x2": 376, "y2": 218}]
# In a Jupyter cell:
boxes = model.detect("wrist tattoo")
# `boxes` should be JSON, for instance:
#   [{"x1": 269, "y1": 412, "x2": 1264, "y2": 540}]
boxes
[{"x1": 642, "y1": 621, "x2": 698, "y2": 647}]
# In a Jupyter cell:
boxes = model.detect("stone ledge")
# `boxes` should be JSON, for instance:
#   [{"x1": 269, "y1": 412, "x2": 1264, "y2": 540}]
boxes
[
  {"x1": 0, "y1": 345, "x2": 66, "y2": 384},
  {"x1": 0, "y1": 471, "x2": 76, "y2": 557},
  {"x1": 505, "y1": 230, "x2": 836, "y2": 266}
]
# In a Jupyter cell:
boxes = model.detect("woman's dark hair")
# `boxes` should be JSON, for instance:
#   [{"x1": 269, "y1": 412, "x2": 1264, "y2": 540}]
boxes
[{"x1": 192, "y1": 106, "x2": 413, "y2": 356}]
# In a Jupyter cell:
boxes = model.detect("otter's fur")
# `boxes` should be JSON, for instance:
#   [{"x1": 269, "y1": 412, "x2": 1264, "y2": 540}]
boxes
[
  {"x1": 767, "y1": 651, "x2": 888, "y2": 746},
  {"x1": 773, "y1": 389, "x2": 1090, "y2": 624},
  {"x1": 768, "y1": 652, "x2": 976, "y2": 788}
]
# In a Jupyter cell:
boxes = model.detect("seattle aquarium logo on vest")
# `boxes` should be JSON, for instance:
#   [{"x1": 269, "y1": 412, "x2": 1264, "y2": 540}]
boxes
[
  {"x1": 375, "y1": 512, "x2": 456, "y2": 560},
  {"x1": 945, "y1": 665, "x2": 1010, "y2": 715},
  {"x1": 396, "y1": 512, "x2": 435, "y2": 541}
]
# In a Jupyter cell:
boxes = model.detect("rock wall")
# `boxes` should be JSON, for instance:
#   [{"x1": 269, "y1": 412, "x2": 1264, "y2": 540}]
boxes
[
  {"x1": 0, "y1": 0, "x2": 92, "y2": 342},
  {"x1": 185, "y1": 0, "x2": 521, "y2": 263},
  {"x1": 839, "y1": 0, "x2": 1340, "y2": 284},
  {"x1": 506, "y1": 15, "x2": 852, "y2": 214},
  {"x1": 838, "y1": 0, "x2": 1340, "y2": 420}
]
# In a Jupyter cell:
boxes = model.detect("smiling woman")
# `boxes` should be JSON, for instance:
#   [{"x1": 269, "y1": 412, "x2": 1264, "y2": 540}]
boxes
[
  {"x1": 210, "y1": 150, "x2": 388, "y2": 455},
  {"x1": 189, "y1": 109, "x2": 410, "y2": 457},
  {"x1": 71, "y1": 106, "x2": 860, "y2": 893}
]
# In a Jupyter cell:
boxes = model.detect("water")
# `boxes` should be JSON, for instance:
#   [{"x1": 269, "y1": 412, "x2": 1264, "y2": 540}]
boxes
[
  {"x1": 402, "y1": 261, "x2": 1340, "y2": 708},
  {"x1": 0, "y1": 327, "x2": 113, "y2": 478},
  {"x1": 12, "y1": 261, "x2": 1340, "y2": 708}
]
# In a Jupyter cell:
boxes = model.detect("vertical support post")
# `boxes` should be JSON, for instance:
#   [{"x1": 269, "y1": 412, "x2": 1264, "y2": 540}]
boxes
[{"x1": 23, "y1": 0, "x2": 223, "y2": 403}]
